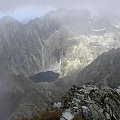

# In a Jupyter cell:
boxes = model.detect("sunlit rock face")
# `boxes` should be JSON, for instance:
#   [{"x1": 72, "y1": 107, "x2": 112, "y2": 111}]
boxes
[
  {"x1": 49, "y1": 48, "x2": 120, "y2": 93},
  {"x1": 1, "y1": 9, "x2": 120, "y2": 77},
  {"x1": 50, "y1": 33, "x2": 120, "y2": 76},
  {"x1": 45, "y1": 9, "x2": 120, "y2": 76}
]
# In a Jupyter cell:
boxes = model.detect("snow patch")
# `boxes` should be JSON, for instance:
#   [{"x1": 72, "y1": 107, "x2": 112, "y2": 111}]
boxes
[{"x1": 92, "y1": 28, "x2": 106, "y2": 32}]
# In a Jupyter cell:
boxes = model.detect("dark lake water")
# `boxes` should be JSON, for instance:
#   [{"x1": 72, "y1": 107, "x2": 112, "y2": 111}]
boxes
[{"x1": 30, "y1": 71, "x2": 60, "y2": 83}]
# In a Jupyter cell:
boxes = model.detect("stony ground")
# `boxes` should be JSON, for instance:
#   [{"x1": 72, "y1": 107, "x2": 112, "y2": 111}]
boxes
[{"x1": 22, "y1": 84, "x2": 120, "y2": 120}]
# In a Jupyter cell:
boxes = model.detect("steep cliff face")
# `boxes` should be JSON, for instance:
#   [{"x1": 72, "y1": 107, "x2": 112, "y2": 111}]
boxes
[
  {"x1": 0, "y1": 16, "x2": 60, "y2": 76},
  {"x1": 75, "y1": 48, "x2": 120, "y2": 88}
]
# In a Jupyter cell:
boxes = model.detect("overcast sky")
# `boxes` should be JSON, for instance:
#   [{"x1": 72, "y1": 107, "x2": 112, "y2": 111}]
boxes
[{"x1": 0, "y1": 0, "x2": 119, "y2": 21}]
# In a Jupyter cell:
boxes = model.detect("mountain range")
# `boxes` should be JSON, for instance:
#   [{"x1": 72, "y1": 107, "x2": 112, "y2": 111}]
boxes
[
  {"x1": 0, "y1": 9, "x2": 120, "y2": 120},
  {"x1": 1, "y1": 9, "x2": 120, "y2": 77}
]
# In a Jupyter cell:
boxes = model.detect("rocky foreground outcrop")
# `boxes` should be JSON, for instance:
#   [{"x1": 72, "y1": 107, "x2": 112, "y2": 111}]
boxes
[
  {"x1": 55, "y1": 84, "x2": 120, "y2": 120},
  {"x1": 24, "y1": 84, "x2": 120, "y2": 120}
]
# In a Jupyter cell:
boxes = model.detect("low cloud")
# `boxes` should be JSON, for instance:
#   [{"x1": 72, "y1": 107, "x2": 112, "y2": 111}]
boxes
[{"x1": 0, "y1": 0, "x2": 120, "y2": 13}]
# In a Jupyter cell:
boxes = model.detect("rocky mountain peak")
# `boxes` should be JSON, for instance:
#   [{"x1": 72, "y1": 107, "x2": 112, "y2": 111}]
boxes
[{"x1": 0, "y1": 16, "x2": 19, "y2": 25}]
